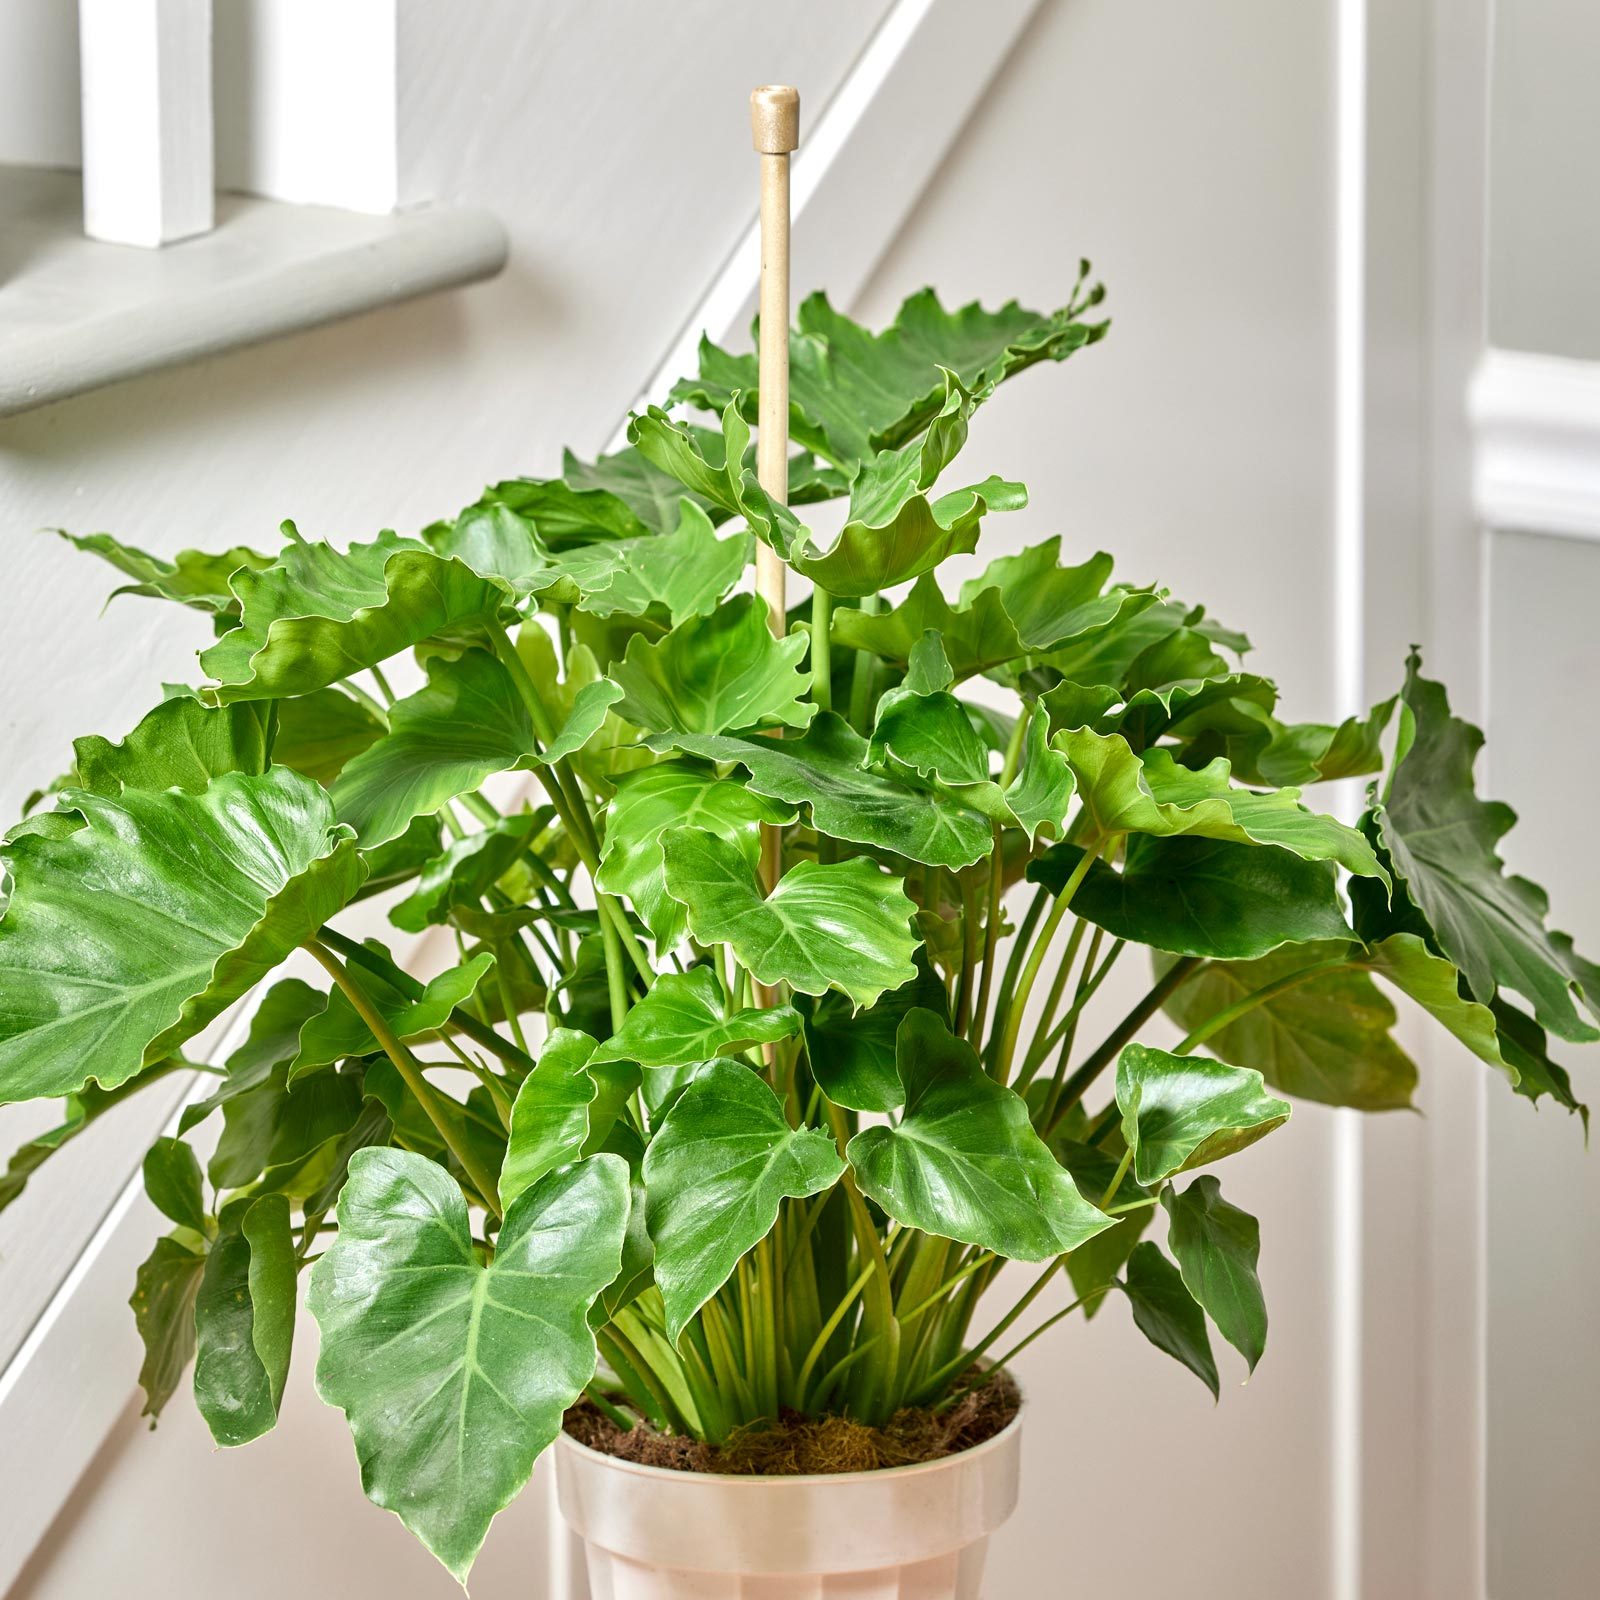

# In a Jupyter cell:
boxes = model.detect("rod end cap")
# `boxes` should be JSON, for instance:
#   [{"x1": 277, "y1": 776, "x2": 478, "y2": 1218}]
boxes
[{"x1": 751, "y1": 85, "x2": 800, "y2": 154}]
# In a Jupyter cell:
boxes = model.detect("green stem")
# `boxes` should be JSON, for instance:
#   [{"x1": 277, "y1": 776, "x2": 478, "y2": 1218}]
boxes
[
  {"x1": 969, "y1": 824, "x2": 1006, "y2": 1047},
  {"x1": 597, "y1": 892, "x2": 631, "y2": 1035},
  {"x1": 305, "y1": 939, "x2": 503, "y2": 1216},
  {"x1": 846, "y1": 595, "x2": 880, "y2": 731},
  {"x1": 911, "y1": 1254, "x2": 1064, "y2": 1406},
  {"x1": 811, "y1": 586, "x2": 833, "y2": 713},
  {"x1": 368, "y1": 662, "x2": 397, "y2": 705},
  {"x1": 938, "y1": 1284, "x2": 1115, "y2": 1409}
]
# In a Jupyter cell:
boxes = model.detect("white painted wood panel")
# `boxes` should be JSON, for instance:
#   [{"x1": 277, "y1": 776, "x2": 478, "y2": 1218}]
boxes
[{"x1": 77, "y1": 0, "x2": 213, "y2": 247}]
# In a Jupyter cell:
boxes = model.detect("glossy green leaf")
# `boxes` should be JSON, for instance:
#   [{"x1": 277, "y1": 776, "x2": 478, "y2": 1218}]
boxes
[
  {"x1": 609, "y1": 594, "x2": 813, "y2": 737},
  {"x1": 1365, "y1": 653, "x2": 1600, "y2": 1042},
  {"x1": 179, "y1": 978, "x2": 326, "y2": 1136},
  {"x1": 847, "y1": 1010, "x2": 1112, "y2": 1260},
  {"x1": 799, "y1": 961, "x2": 950, "y2": 1114},
  {"x1": 960, "y1": 541, "x2": 1132, "y2": 652},
  {"x1": 73, "y1": 698, "x2": 269, "y2": 797},
  {"x1": 57, "y1": 529, "x2": 271, "y2": 614},
  {"x1": 566, "y1": 502, "x2": 752, "y2": 623},
  {"x1": 0, "y1": 768, "x2": 363, "y2": 1103},
  {"x1": 1162, "y1": 1176, "x2": 1268, "y2": 1373},
  {"x1": 199, "y1": 528, "x2": 508, "y2": 704},
  {"x1": 643, "y1": 1059, "x2": 843, "y2": 1340},
  {"x1": 500, "y1": 1029, "x2": 599, "y2": 1209},
  {"x1": 591, "y1": 967, "x2": 799, "y2": 1068},
  {"x1": 130, "y1": 1234, "x2": 208, "y2": 1420},
  {"x1": 211, "y1": 1064, "x2": 366, "y2": 1196},
  {"x1": 1121, "y1": 1240, "x2": 1218, "y2": 1399},
  {"x1": 193, "y1": 1194, "x2": 296, "y2": 1446},
  {"x1": 309, "y1": 1149, "x2": 629, "y2": 1582},
  {"x1": 674, "y1": 714, "x2": 993, "y2": 870},
  {"x1": 270, "y1": 687, "x2": 387, "y2": 785},
  {"x1": 1158, "y1": 944, "x2": 1417, "y2": 1110},
  {"x1": 142, "y1": 1136, "x2": 207, "y2": 1233},
  {"x1": 290, "y1": 948, "x2": 495, "y2": 1079},
  {"x1": 1116, "y1": 1042, "x2": 1290, "y2": 1186},
  {"x1": 1031, "y1": 835, "x2": 1353, "y2": 961},
  {"x1": 661, "y1": 828, "x2": 919, "y2": 1011},
  {"x1": 1258, "y1": 696, "x2": 1396, "y2": 787},
  {"x1": 597, "y1": 759, "x2": 796, "y2": 949},
  {"x1": 389, "y1": 811, "x2": 547, "y2": 933},
  {"x1": 667, "y1": 279, "x2": 1107, "y2": 467}
]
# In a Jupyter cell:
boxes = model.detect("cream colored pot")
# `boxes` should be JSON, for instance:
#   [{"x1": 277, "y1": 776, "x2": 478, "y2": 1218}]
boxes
[{"x1": 553, "y1": 1401, "x2": 1023, "y2": 1599}]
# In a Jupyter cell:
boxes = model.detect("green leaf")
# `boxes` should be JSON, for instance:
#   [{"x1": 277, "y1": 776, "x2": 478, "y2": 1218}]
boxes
[
  {"x1": 1049, "y1": 728, "x2": 1383, "y2": 879},
  {"x1": 846, "y1": 1010, "x2": 1113, "y2": 1260},
  {"x1": 290, "y1": 948, "x2": 495, "y2": 1080},
  {"x1": 211, "y1": 1064, "x2": 367, "y2": 1196},
  {"x1": 959, "y1": 541, "x2": 1133, "y2": 652},
  {"x1": 1121, "y1": 1240, "x2": 1218, "y2": 1399},
  {"x1": 558, "y1": 439, "x2": 722, "y2": 534},
  {"x1": 833, "y1": 574, "x2": 1031, "y2": 681},
  {"x1": 597, "y1": 759, "x2": 796, "y2": 950},
  {"x1": 1488, "y1": 998, "x2": 1588, "y2": 1122},
  {"x1": 142, "y1": 1136, "x2": 207, "y2": 1232},
  {"x1": 1002, "y1": 709, "x2": 1078, "y2": 841},
  {"x1": 390, "y1": 811, "x2": 548, "y2": 933},
  {"x1": 179, "y1": 978, "x2": 326, "y2": 1135},
  {"x1": 309, "y1": 1149, "x2": 629, "y2": 1582},
  {"x1": 193, "y1": 1194, "x2": 296, "y2": 1446},
  {"x1": 1116, "y1": 1042, "x2": 1290, "y2": 1186},
  {"x1": 1158, "y1": 944, "x2": 1417, "y2": 1110},
  {"x1": 591, "y1": 966, "x2": 799, "y2": 1068},
  {"x1": 667, "y1": 280, "x2": 1107, "y2": 467},
  {"x1": 500, "y1": 1029, "x2": 599, "y2": 1209},
  {"x1": 1031, "y1": 835, "x2": 1353, "y2": 961},
  {"x1": 1162, "y1": 1176, "x2": 1268, "y2": 1373},
  {"x1": 643, "y1": 1059, "x2": 843, "y2": 1341},
  {"x1": 73, "y1": 697, "x2": 269, "y2": 797},
  {"x1": 564, "y1": 502, "x2": 753, "y2": 623},
  {"x1": 270, "y1": 687, "x2": 387, "y2": 785},
  {"x1": 130, "y1": 1234, "x2": 208, "y2": 1420},
  {"x1": 199, "y1": 528, "x2": 508, "y2": 705},
  {"x1": 1365, "y1": 653, "x2": 1600, "y2": 1042},
  {"x1": 661, "y1": 828, "x2": 919, "y2": 1011},
  {"x1": 1257, "y1": 696, "x2": 1396, "y2": 786},
  {"x1": 0, "y1": 768, "x2": 364, "y2": 1103},
  {"x1": 331, "y1": 649, "x2": 616, "y2": 849},
  {"x1": 57, "y1": 529, "x2": 271, "y2": 614},
  {"x1": 609, "y1": 594, "x2": 813, "y2": 738},
  {"x1": 673, "y1": 714, "x2": 993, "y2": 870},
  {"x1": 799, "y1": 961, "x2": 950, "y2": 1114}
]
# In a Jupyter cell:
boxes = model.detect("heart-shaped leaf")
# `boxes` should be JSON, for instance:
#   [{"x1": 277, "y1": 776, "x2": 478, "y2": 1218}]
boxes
[
  {"x1": 642, "y1": 1059, "x2": 843, "y2": 1341},
  {"x1": 200, "y1": 528, "x2": 508, "y2": 704},
  {"x1": 661, "y1": 828, "x2": 919, "y2": 1011},
  {"x1": 799, "y1": 961, "x2": 950, "y2": 1114},
  {"x1": 193, "y1": 1193, "x2": 296, "y2": 1446},
  {"x1": 74, "y1": 697, "x2": 269, "y2": 797},
  {"x1": 597, "y1": 759, "x2": 796, "y2": 950},
  {"x1": 500, "y1": 1029, "x2": 601, "y2": 1209},
  {"x1": 591, "y1": 966, "x2": 799, "y2": 1068},
  {"x1": 309, "y1": 1149, "x2": 629, "y2": 1583},
  {"x1": 1162, "y1": 1176, "x2": 1267, "y2": 1373},
  {"x1": 0, "y1": 768, "x2": 364, "y2": 1104},
  {"x1": 609, "y1": 594, "x2": 813, "y2": 738},
  {"x1": 847, "y1": 1010, "x2": 1112, "y2": 1260},
  {"x1": 1116, "y1": 1043, "x2": 1290, "y2": 1186}
]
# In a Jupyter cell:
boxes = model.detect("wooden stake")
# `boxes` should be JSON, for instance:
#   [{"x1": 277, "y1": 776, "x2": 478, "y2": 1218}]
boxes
[{"x1": 752, "y1": 85, "x2": 799, "y2": 902}]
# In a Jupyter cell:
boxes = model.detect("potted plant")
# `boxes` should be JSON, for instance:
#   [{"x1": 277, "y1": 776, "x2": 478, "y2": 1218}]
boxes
[{"x1": 2, "y1": 267, "x2": 1593, "y2": 1599}]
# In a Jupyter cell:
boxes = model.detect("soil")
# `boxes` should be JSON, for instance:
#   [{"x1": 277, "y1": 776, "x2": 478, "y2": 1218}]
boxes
[{"x1": 563, "y1": 1369, "x2": 1020, "y2": 1477}]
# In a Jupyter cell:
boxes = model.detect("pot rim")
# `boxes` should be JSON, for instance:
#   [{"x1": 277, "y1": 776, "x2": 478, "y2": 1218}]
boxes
[{"x1": 556, "y1": 1386, "x2": 1025, "y2": 1489}]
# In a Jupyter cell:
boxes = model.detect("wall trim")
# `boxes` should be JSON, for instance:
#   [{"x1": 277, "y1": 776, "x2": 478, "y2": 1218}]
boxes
[{"x1": 1472, "y1": 347, "x2": 1600, "y2": 539}]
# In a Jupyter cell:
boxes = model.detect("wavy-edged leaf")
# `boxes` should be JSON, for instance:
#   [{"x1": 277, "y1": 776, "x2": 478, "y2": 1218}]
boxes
[
  {"x1": 290, "y1": 947, "x2": 495, "y2": 1080},
  {"x1": 1116, "y1": 1042, "x2": 1290, "y2": 1185},
  {"x1": 667, "y1": 279, "x2": 1107, "y2": 467},
  {"x1": 210, "y1": 1064, "x2": 366, "y2": 1196},
  {"x1": 674, "y1": 714, "x2": 992, "y2": 870},
  {"x1": 200, "y1": 528, "x2": 508, "y2": 704},
  {"x1": 847, "y1": 1010, "x2": 1112, "y2": 1261},
  {"x1": 597, "y1": 759, "x2": 796, "y2": 950},
  {"x1": 179, "y1": 978, "x2": 327, "y2": 1136},
  {"x1": 0, "y1": 768, "x2": 364, "y2": 1104},
  {"x1": 1365, "y1": 652, "x2": 1600, "y2": 1042},
  {"x1": 271, "y1": 687, "x2": 387, "y2": 784},
  {"x1": 609, "y1": 593, "x2": 812, "y2": 738},
  {"x1": 309, "y1": 1149, "x2": 629, "y2": 1582},
  {"x1": 73, "y1": 698, "x2": 269, "y2": 797},
  {"x1": 799, "y1": 959, "x2": 950, "y2": 1115},
  {"x1": 661, "y1": 828, "x2": 919, "y2": 1011},
  {"x1": 1162, "y1": 1176, "x2": 1267, "y2": 1373},
  {"x1": 1031, "y1": 835, "x2": 1352, "y2": 961},
  {"x1": 1258, "y1": 696, "x2": 1396, "y2": 787},
  {"x1": 959, "y1": 541, "x2": 1131, "y2": 652},
  {"x1": 389, "y1": 811, "x2": 548, "y2": 934},
  {"x1": 57, "y1": 529, "x2": 271, "y2": 614},
  {"x1": 591, "y1": 966, "x2": 799, "y2": 1068},
  {"x1": 565, "y1": 502, "x2": 752, "y2": 623},
  {"x1": 1157, "y1": 943, "x2": 1417, "y2": 1111},
  {"x1": 643, "y1": 1059, "x2": 843, "y2": 1341},
  {"x1": 193, "y1": 1193, "x2": 296, "y2": 1446},
  {"x1": 1122, "y1": 1239, "x2": 1219, "y2": 1399},
  {"x1": 131, "y1": 1233, "x2": 208, "y2": 1419}
]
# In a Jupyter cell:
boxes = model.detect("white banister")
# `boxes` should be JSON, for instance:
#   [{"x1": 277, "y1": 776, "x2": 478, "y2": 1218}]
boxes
[{"x1": 77, "y1": 0, "x2": 214, "y2": 247}]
